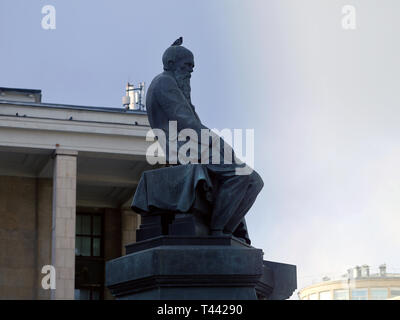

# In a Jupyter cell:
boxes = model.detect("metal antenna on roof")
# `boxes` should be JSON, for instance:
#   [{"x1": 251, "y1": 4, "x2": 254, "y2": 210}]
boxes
[{"x1": 122, "y1": 82, "x2": 146, "y2": 111}]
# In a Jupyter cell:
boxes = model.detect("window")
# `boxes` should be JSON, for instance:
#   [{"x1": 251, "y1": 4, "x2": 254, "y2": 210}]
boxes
[
  {"x1": 351, "y1": 288, "x2": 368, "y2": 300},
  {"x1": 334, "y1": 289, "x2": 349, "y2": 300},
  {"x1": 370, "y1": 288, "x2": 388, "y2": 300},
  {"x1": 74, "y1": 288, "x2": 101, "y2": 300},
  {"x1": 319, "y1": 291, "x2": 331, "y2": 300},
  {"x1": 390, "y1": 288, "x2": 400, "y2": 299},
  {"x1": 75, "y1": 211, "x2": 104, "y2": 300},
  {"x1": 76, "y1": 214, "x2": 102, "y2": 257}
]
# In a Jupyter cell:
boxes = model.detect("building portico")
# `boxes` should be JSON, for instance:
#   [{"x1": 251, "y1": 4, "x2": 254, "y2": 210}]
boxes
[{"x1": 0, "y1": 88, "x2": 155, "y2": 299}]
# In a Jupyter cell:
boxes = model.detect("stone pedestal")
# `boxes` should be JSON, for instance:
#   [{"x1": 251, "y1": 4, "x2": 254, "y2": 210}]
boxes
[{"x1": 106, "y1": 236, "x2": 297, "y2": 300}]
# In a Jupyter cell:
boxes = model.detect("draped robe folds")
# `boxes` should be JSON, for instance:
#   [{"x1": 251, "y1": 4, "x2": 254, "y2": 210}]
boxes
[{"x1": 133, "y1": 71, "x2": 264, "y2": 244}]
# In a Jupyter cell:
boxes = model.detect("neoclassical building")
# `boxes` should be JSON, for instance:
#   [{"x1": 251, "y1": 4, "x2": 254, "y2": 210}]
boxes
[
  {"x1": 0, "y1": 87, "x2": 155, "y2": 299},
  {"x1": 298, "y1": 264, "x2": 400, "y2": 300}
]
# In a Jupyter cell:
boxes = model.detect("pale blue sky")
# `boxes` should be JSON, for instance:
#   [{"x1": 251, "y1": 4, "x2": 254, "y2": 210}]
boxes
[{"x1": 1, "y1": 0, "x2": 400, "y2": 298}]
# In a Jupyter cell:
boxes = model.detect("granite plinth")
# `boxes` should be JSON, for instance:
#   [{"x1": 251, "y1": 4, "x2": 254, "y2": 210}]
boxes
[{"x1": 106, "y1": 236, "x2": 297, "y2": 300}]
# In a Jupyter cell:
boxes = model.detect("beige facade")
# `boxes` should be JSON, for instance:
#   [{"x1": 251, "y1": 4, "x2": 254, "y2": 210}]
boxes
[
  {"x1": 0, "y1": 175, "x2": 144, "y2": 299},
  {"x1": 121, "y1": 209, "x2": 141, "y2": 256},
  {"x1": 0, "y1": 176, "x2": 52, "y2": 299},
  {"x1": 298, "y1": 265, "x2": 400, "y2": 300},
  {"x1": 0, "y1": 87, "x2": 156, "y2": 299}
]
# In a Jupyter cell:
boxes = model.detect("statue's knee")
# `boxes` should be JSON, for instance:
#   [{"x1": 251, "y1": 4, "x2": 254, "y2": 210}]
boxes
[{"x1": 250, "y1": 171, "x2": 264, "y2": 193}]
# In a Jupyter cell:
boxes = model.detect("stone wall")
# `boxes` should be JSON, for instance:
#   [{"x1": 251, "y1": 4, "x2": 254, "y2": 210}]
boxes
[
  {"x1": 0, "y1": 176, "x2": 52, "y2": 299},
  {"x1": 36, "y1": 178, "x2": 53, "y2": 299},
  {"x1": 0, "y1": 175, "x2": 132, "y2": 300},
  {"x1": 121, "y1": 209, "x2": 140, "y2": 256}
]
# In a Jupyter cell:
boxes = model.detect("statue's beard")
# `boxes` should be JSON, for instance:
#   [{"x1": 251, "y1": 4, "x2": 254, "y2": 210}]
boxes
[{"x1": 174, "y1": 71, "x2": 191, "y2": 102}]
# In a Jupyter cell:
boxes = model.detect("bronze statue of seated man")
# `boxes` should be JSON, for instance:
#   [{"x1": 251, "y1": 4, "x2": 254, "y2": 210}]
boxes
[{"x1": 132, "y1": 38, "x2": 264, "y2": 245}]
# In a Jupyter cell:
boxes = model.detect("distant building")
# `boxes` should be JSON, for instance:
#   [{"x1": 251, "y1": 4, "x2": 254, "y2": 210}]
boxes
[
  {"x1": 0, "y1": 87, "x2": 155, "y2": 300},
  {"x1": 298, "y1": 264, "x2": 400, "y2": 300}
]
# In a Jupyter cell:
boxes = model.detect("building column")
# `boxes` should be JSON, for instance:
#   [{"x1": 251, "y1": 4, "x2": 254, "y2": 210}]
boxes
[{"x1": 51, "y1": 149, "x2": 78, "y2": 300}]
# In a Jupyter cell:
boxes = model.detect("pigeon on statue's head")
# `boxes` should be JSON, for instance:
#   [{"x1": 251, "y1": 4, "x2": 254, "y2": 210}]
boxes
[{"x1": 171, "y1": 37, "x2": 183, "y2": 46}]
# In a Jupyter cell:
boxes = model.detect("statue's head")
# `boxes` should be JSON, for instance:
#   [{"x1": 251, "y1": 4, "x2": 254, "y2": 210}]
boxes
[
  {"x1": 162, "y1": 37, "x2": 194, "y2": 100},
  {"x1": 163, "y1": 38, "x2": 194, "y2": 71}
]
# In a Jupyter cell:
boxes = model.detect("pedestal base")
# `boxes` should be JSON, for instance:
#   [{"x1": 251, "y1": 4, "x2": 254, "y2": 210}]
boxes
[{"x1": 106, "y1": 236, "x2": 296, "y2": 300}]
